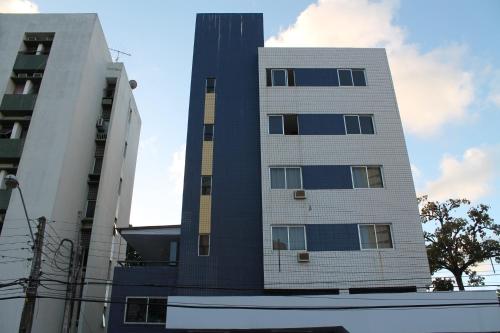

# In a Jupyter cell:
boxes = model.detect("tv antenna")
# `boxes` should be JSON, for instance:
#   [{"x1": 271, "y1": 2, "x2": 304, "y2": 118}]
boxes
[{"x1": 109, "y1": 48, "x2": 131, "y2": 62}]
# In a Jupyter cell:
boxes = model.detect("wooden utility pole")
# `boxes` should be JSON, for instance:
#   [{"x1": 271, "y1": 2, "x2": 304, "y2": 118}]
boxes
[{"x1": 19, "y1": 216, "x2": 46, "y2": 333}]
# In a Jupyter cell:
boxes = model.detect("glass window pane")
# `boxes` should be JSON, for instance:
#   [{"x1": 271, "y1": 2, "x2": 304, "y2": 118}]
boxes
[
  {"x1": 359, "y1": 116, "x2": 374, "y2": 134},
  {"x1": 367, "y1": 167, "x2": 383, "y2": 188},
  {"x1": 270, "y1": 168, "x2": 286, "y2": 189},
  {"x1": 272, "y1": 227, "x2": 288, "y2": 250},
  {"x1": 359, "y1": 225, "x2": 377, "y2": 249},
  {"x1": 206, "y1": 78, "x2": 216, "y2": 93},
  {"x1": 289, "y1": 227, "x2": 306, "y2": 250},
  {"x1": 147, "y1": 299, "x2": 167, "y2": 323},
  {"x1": 269, "y1": 115, "x2": 283, "y2": 134},
  {"x1": 283, "y1": 114, "x2": 299, "y2": 135},
  {"x1": 125, "y1": 298, "x2": 147, "y2": 322},
  {"x1": 376, "y1": 225, "x2": 393, "y2": 248},
  {"x1": 352, "y1": 69, "x2": 366, "y2": 86},
  {"x1": 345, "y1": 116, "x2": 360, "y2": 134},
  {"x1": 201, "y1": 176, "x2": 212, "y2": 195},
  {"x1": 272, "y1": 69, "x2": 287, "y2": 86},
  {"x1": 286, "y1": 168, "x2": 302, "y2": 189},
  {"x1": 338, "y1": 69, "x2": 353, "y2": 86},
  {"x1": 199, "y1": 234, "x2": 210, "y2": 256},
  {"x1": 204, "y1": 124, "x2": 214, "y2": 141},
  {"x1": 352, "y1": 167, "x2": 368, "y2": 188}
]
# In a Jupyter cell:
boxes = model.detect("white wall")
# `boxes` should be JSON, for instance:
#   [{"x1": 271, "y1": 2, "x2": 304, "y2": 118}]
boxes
[
  {"x1": 258, "y1": 48, "x2": 430, "y2": 290},
  {"x1": 167, "y1": 291, "x2": 500, "y2": 333}
]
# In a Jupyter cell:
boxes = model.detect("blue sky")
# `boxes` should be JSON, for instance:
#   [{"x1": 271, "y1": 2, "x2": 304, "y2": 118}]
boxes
[{"x1": 2, "y1": 0, "x2": 499, "y2": 284}]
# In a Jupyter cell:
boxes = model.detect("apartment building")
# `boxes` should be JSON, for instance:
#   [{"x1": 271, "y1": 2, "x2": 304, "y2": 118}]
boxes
[
  {"x1": 0, "y1": 14, "x2": 141, "y2": 333},
  {"x1": 100, "y1": 12, "x2": 496, "y2": 333}
]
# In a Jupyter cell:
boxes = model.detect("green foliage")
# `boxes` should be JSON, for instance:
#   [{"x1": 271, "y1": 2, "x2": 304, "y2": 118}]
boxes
[
  {"x1": 432, "y1": 278, "x2": 454, "y2": 291},
  {"x1": 419, "y1": 196, "x2": 500, "y2": 290}
]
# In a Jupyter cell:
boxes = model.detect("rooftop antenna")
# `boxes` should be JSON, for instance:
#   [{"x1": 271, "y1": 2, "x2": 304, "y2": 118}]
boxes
[{"x1": 109, "y1": 47, "x2": 131, "y2": 62}]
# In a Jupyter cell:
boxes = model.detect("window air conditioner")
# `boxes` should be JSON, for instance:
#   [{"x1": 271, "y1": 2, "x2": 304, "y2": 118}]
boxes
[
  {"x1": 294, "y1": 190, "x2": 306, "y2": 200},
  {"x1": 32, "y1": 73, "x2": 43, "y2": 78},
  {"x1": 297, "y1": 252, "x2": 310, "y2": 262},
  {"x1": 17, "y1": 73, "x2": 28, "y2": 78}
]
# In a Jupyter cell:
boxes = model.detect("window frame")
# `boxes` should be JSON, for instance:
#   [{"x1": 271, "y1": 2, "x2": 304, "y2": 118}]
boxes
[
  {"x1": 269, "y1": 166, "x2": 303, "y2": 189},
  {"x1": 123, "y1": 296, "x2": 167, "y2": 325},
  {"x1": 271, "y1": 225, "x2": 307, "y2": 251},
  {"x1": 350, "y1": 165, "x2": 384, "y2": 189},
  {"x1": 203, "y1": 124, "x2": 214, "y2": 141},
  {"x1": 337, "y1": 68, "x2": 354, "y2": 86},
  {"x1": 198, "y1": 234, "x2": 210, "y2": 256},
  {"x1": 357, "y1": 224, "x2": 394, "y2": 250},
  {"x1": 351, "y1": 69, "x2": 367, "y2": 86},
  {"x1": 268, "y1": 114, "x2": 300, "y2": 135},
  {"x1": 205, "y1": 77, "x2": 216, "y2": 93},
  {"x1": 271, "y1": 69, "x2": 288, "y2": 86},
  {"x1": 344, "y1": 115, "x2": 376, "y2": 135},
  {"x1": 200, "y1": 175, "x2": 212, "y2": 195}
]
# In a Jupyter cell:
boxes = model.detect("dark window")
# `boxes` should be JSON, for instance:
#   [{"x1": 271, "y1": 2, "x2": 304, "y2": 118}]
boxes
[
  {"x1": 125, "y1": 298, "x2": 147, "y2": 323},
  {"x1": 345, "y1": 115, "x2": 360, "y2": 134},
  {"x1": 206, "y1": 78, "x2": 216, "y2": 93},
  {"x1": 294, "y1": 68, "x2": 339, "y2": 86},
  {"x1": 269, "y1": 115, "x2": 283, "y2": 134},
  {"x1": 287, "y1": 69, "x2": 295, "y2": 86},
  {"x1": 203, "y1": 124, "x2": 214, "y2": 141},
  {"x1": 147, "y1": 299, "x2": 167, "y2": 323},
  {"x1": 283, "y1": 114, "x2": 299, "y2": 135},
  {"x1": 271, "y1": 69, "x2": 287, "y2": 86},
  {"x1": 199, "y1": 234, "x2": 210, "y2": 256},
  {"x1": 338, "y1": 69, "x2": 353, "y2": 86},
  {"x1": 359, "y1": 116, "x2": 374, "y2": 134},
  {"x1": 201, "y1": 176, "x2": 212, "y2": 195},
  {"x1": 352, "y1": 69, "x2": 366, "y2": 86}
]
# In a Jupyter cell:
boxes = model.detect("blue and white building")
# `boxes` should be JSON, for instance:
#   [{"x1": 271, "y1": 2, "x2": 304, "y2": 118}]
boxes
[{"x1": 108, "y1": 13, "x2": 500, "y2": 333}]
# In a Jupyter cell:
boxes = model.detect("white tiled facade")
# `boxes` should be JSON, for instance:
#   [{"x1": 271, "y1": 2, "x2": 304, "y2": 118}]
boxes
[{"x1": 258, "y1": 48, "x2": 431, "y2": 290}]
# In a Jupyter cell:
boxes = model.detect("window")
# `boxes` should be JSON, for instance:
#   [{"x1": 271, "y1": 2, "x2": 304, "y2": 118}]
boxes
[
  {"x1": 268, "y1": 115, "x2": 298, "y2": 135},
  {"x1": 272, "y1": 226, "x2": 306, "y2": 250},
  {"x1": 201, "y1": 176, "x2": 212, "y2": 195},
  {"x1": 359, "y1": 224, "x2": 393, "y2": 249},
  {"x1": 206, "y1": 78, "x2": 216, "y2": 93},
  {"x1": 124, "y1": 297, "x2": 167, "y2": 324},
  {"x1": 352, "y1": 166, "x2": 383, "y2": 188},
  {"x1": 270, "y1": 167, "x2": 302, "y2": 189},
  {"x1": 271, "y1": 69, "x2": 287, "y2": 86},
  {"x1": 203, "y1": 124, "x2": 214, "y2": 141},
  {"x1": 338, "y1": 69, "x2": 353, "y2": 86},
  {"x1": 345, "y1": 115, "x2": 374, "y2": 134},
  {"x1": 199, "y1": 234, "x2": 210, "y2": 256},
  {"x1": 352, "y1": 69, "x2": 366, "y2": 86}
]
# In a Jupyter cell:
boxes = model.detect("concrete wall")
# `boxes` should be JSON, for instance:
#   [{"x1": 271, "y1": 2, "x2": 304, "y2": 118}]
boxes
[{"x1": 258, "y1": 48, "x2": 431, "y2": 290}]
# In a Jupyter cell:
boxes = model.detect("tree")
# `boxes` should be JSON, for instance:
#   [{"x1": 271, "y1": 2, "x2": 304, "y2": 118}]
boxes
[
  {"x1": 431, "y1": 278, "x2": 454, "y2": 291},
  {"x1": 419, "y1": 196, "x2": 500, "y2": 290}
]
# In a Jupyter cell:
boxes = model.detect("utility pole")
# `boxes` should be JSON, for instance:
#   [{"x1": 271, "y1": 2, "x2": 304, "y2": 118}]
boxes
[{"x1": 19, "y1": 216, "x2": 46, "y2": 333}]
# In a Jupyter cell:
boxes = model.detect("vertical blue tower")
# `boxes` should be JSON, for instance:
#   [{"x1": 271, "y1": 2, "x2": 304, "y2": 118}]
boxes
[{"x1": 178, "y1": 13, "x2": 264, "y2": 294}]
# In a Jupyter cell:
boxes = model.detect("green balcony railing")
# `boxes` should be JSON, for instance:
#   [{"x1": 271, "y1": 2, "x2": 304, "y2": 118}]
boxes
[
  {"x1": 0, "y1": 189, "x2": 12, "y2": 211},
  {"x1": 14, "y1": 54, "x2": 48, "y2": 71},
  {"x1": 0, "y1": 139, "x2": 25, "y2": 159},
  {"x1": 0, "y1": 94, "x2": 37, "y2": 116}
]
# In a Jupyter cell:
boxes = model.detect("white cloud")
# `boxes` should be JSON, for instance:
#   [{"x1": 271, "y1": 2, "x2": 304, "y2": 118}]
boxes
[
  {"x1": 488, "y1": 92, "x2": 500, "y2": 108},
  {"x1": 422, "y1": 147, "x2": 497, "y2": 201},
  {"x1": 266, "y1": 0, "x2": 474, "y2": 136},
  {"x1": 410, "y1": 163, "x2": 421, "y2": 180},
  {"x1": 130, "y1": 140, "x2": 185, "y2": 226},
  {"x1": 0, "y1": 0, "x2": 38, "y2": 13}
]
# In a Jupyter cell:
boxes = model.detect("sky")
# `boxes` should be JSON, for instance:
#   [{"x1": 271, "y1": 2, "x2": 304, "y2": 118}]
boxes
[{"x1": 1, "y1": 0, "x2": 499, "y2": 284}]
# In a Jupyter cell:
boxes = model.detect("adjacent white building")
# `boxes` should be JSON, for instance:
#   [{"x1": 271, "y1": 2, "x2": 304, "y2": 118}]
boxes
[{"x1": 0, "y1": 14, "x2": 141, "y2": 333}]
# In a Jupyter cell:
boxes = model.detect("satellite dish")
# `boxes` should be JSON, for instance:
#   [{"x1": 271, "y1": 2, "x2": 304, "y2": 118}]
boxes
[{"x1": 129, "y1": 80, "x2": 137, "y2": 89}]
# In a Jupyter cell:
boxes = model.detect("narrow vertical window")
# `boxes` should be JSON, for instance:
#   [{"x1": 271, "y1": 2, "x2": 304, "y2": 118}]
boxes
[
  {"x1": 268, "y1": 115, "x2": 283, "y2": 134},
  {"x1": 367, "y1": 166, "x2": 383, "y2": 188},
  {"x1": 272, "y1": 227, "x2": 288, "y2": 250},
  {"x1": 283, "y1": 114, "x2": 299, "y2": 135},
  {"x1": 147, "y1": 299, "x2": 167, "y2": 323},
  {"x1": 287, "y1": 69, "x2": 295, "y2": 86},
  {"x1": 199, "y1": 234, "x2": 210, "y2": 256},
  {"x1": 270, "y1": 168, "x2": 286, "y2": 189},
  {"x1": 345, "y1": 115, "x2": 361, "y2": 134},
  {"x1": 201, "y1": 176, "x2": 212, "y2": 195},
  {"x1": 203, "y1": 124, "x2": 214, "y2": 141},
  {"x1": 359, "y1": 115, "x2": 374, "y2": 134},
  {"x1": 285, "y1": 168, "x2": 302, "y2": 189},
  {"x1": 206, "y1": 78, "x2": 216, "y2": 93},
  {"x1": 352, "y1": 166, "x2": 369, "y2": 188},
  {"x1": 271, "y1": 69, "x2": 287, "y2": 86},
  {"x1": 352, "y1": 69, "x2": 366, "y2": 86},
  {"x1": 338, "y1": 69, "x2": 353, "y2": 86},
  {"x1": 125, "y1": 298, "x2": 147, "y2": 323}
]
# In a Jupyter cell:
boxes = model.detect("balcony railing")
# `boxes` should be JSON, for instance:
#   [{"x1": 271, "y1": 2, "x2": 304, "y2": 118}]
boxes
[
  {"x1": 95, "y1": 133, "x2": 107, "y2": 141},
  {"x1": 117, "y1": 260, "x2": 178, "y2": 267},
  {"x1": 0, "y1": 94, "x2": 37, "y2": 116},
  {"x1": 14, "y1": 54, "x2": 48, "y2": 72}
]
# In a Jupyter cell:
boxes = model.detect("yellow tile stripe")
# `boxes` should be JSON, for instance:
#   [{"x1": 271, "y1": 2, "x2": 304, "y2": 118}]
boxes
[
  {"x1": 201, "y1": 141, "x2": 213, "y2": 175},
  {"x1": 199, "y1": 195, "x2": 211, "y2": 234},
  {"x1": 199, "y1": 92, "x2": 215, "y2": 235},
  {"x1": 204, "y1": 93, "x2": 216, "y2": 124}
]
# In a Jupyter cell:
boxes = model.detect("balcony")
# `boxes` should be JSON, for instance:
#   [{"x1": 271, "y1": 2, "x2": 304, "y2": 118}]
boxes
[
  {"x1": 0, "y1": 189, "x2": 12, "y2": 211},
  {"x1": 14, "y1": 53, "x2": 48, "y2": 72},
  {"x1": 95, "y1": 133, "x2": 107, "y2": 142},
  {"x1": 0, "y1": 94, "x2": 37, "y2": 116},
  {"x1": 0, "y1": 139, "x2": 25, "y2": 160}
]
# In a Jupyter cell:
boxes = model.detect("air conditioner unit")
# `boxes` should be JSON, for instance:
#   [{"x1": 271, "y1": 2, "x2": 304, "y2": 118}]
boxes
[
  {"x1": 294, "y1": 190, "x2": 306, "y2": 200},
  {"x1": 32, "y1": 73, "x2": 43, "y2": 78},
  {"x1": 96, "y1": 118, "x2": 104, "y2": 129},
  {"x1": 17, "y1": 73, "x2": 28, "y2": 78},
  {"x1": 297, "y1": 252, "x2": 310, "y2": 262}
]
